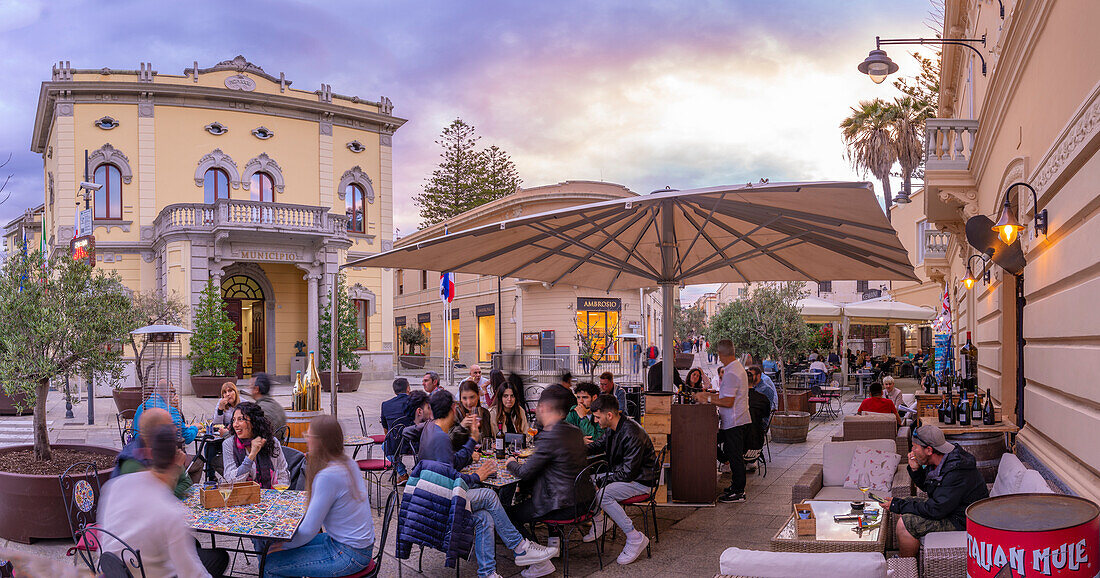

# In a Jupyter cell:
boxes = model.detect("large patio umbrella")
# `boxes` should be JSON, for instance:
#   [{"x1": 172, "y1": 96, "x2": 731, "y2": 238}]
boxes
[
  {"x1": 839, "y1": 297, "x2": 936, "y2": 383},
  {"x1": 347, "y1": 181, "x2": 917, "y2": 391}
]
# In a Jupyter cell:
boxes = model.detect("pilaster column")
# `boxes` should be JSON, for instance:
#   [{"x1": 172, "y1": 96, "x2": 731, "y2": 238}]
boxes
[{"x1": 305, "y1": 271, "x2": 321, "y2": 355}]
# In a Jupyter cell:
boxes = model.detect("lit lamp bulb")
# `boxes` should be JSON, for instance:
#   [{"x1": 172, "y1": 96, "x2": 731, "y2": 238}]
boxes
[
  {"x1": 868, "y1": 65, "x2": 889, "y2": 85},
  {"x1": 858, "y1": 49, "x2": 898, "y2": 85},
  {"x1": 992, "y1": 199, "x2": 1024, "y2": 245},
  {"x1": 963, "y1": 275, "x2": 976, "y2": 290}
]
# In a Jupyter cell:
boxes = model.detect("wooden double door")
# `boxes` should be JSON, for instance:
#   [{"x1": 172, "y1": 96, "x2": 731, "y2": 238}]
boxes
[{"x1": 225, "y1": 299, "x2": 265, "y2": 379}]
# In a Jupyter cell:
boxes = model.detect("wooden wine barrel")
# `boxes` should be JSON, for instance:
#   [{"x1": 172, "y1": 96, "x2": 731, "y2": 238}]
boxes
[
  {"x1": 771, "y1": 411, "x2": 811, "y2": 444},
  {"x1": 948, "y1": 431, "x2": 1006, "y2": 483},
  {"x1": 285, "y1": 409, "x2": 324, "y2": 453}
]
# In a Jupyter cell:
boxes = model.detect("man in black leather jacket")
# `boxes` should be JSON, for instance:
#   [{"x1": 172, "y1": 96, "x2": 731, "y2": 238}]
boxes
[
  {"x1": 885, "y1": 425, "x2": 988, "y2": 558},
  {"x1": 583, "y1": 394, "x2": 659, "y2": 565}
]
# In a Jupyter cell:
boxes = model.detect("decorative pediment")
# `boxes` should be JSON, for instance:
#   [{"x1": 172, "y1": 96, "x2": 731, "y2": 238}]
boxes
[
  {"x1": 89, "y1": 143, "x2": 133, "y2": 184},
  {"x1": 194, "y1": 149, "x2": 240, "y2": 188},
  {"x1": 337, "y1": 166, "x2": 375, "y2": 203},
  {"x1": 348, "y1": 283, "x2": 377, "y2": 316},
  {"x1": 242, "y1": 153, "x2": 285, "y2": 193},
  {"x1": 184, "y1": 56, "x2": 292, "y2": 88}
]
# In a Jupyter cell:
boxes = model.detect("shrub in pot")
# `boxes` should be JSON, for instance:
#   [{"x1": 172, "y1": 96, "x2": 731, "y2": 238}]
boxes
[
  {"x1": 319, "y1": 274, "x2": 363, "y2": 392},
  {"x1": 188, "y1": 280, "x2": 239, "y2": 397}
]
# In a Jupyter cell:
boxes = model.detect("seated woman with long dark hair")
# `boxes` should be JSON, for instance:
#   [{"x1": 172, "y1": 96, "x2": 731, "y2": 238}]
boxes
[
  {"x1": 490, "y1": 380, "x2": 529, "y2": 436},
  {"x1": 222, "y1": 401, "x2": 289, "y2": 489},
  {"x1": 454, "y1": 380, "x2": 493, "y2": 447},
  {"x1": 263, "y1": 415, "x2": 374, "y2": 577}
]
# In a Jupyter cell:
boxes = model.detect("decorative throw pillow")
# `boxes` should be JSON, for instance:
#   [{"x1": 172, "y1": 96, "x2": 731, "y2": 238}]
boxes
[{"x1": 843, "y1": 446, "x2": 901, "y2": 492}]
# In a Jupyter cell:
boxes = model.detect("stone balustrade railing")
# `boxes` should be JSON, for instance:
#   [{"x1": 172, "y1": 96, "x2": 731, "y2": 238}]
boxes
[
  {"x1": 923, "y1": 229, "x2": 950, "y2": 262},
  {"x1": 925, "y1": 118, "x2": 979, "y2": 171},
  {"x1": 154, "y1": 199, "x2": 350, "y2": 239}
]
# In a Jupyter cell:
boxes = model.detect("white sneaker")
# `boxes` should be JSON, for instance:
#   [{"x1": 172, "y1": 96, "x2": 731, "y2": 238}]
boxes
[
  {"x1": 616, "y1": 533, "x2": 649, "y2": 565},
  {"x1": 582, "y1": 514, "x2": 609, "y2": 543},
  {"x1": 547, "y1": 535, "x2": 561, "y2": 558},
  {"x1": 520, "y1": 560, "x2": 556, "y2": 577},
  {"x1": 514, "y1": 541, "x2": 557, "y2": 566}
]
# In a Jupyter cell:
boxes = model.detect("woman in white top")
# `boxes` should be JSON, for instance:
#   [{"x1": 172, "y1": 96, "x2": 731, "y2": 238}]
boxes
[
  {"x1": 264, "y1": 415, "x2": 375, "y2": 577},
  {"x1": 222, "y1": 401, "x2": 289, "y2": 488}
]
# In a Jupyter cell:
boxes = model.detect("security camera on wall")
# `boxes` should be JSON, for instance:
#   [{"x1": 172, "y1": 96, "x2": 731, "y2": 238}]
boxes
[{"x1": 79, "y1": 181, "x2": 102, "y2": 191}]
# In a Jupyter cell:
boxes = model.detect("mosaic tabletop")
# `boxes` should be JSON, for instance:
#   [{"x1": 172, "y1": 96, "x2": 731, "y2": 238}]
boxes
[
  {"x1": 184, "y1": 488, "x2": 307, "y2": 540},
  {"x1": 344, "y1": 434, "x2": 375, "y2": 447},
  {"x1": 461, "y1": 456, "x2": 527, "y2": 488}
]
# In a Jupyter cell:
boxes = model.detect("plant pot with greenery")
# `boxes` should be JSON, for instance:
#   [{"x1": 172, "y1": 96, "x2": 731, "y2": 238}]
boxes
[
  {"x1": 188, "y1": 280, "x2": 239, "y2": 397},
  {"x1": 0, "y1": 251, "x2": 136, "y2": 542},
  {"x1": 398, "y1": 326, "x2": 428, "y2": 370},
  {"x1": 319, "y1": 275, "x2": 363, "y2": 393}
]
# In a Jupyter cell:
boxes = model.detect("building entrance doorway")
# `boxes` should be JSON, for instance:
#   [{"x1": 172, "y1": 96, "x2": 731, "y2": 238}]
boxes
[{"x1": 222, "y1": 275, "x2": 266, "y2": 379}]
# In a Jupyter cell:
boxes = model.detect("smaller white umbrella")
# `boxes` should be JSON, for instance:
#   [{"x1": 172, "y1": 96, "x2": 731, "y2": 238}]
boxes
[
  {"x1": 843, "y1": 298, "x2": 936, "y2": 324},
  {"x1": 795, "y1": 296, "x2": 843, "y2": 323}
]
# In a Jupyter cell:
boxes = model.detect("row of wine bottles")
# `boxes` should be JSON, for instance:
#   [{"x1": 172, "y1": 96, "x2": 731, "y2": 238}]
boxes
[
  {"x1": 938, "y1": 388, "x2": 997, "y2": 425},
  {"x1": 923, "y1": 331, "x2": 980, "y2": 395},
  {"x1": 292, "y1": 351, "x2": 322, "y2": 412}
]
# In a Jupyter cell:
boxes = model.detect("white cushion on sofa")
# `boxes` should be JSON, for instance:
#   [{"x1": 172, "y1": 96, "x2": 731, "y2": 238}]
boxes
[
  {"x1": 813, "y1": 486, "x2": 869, "y2": 501},
  {"x1": 719, "y1": 547, "x2": 887, "y2": 577},
  {"x1": 990, "y1": 453, "x2": 1026, "y2": 497},
  {"x1": 822, "y1": 439, "x2": 897, "y2": 487}
]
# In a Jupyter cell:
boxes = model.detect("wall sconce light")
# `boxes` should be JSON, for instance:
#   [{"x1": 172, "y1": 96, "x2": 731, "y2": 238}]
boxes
[
  {"x1": 992, "y1": 182, "x2": 1048, "y2": 245},
  {"x1": 963, "y1": 253, "x2": 991, "y2": 290},
  {"x1": 859, "y1": 35, "x2": 987, "y2": 83}
]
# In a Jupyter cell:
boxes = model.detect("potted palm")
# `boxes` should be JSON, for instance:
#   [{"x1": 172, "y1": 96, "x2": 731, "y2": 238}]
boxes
[
  {"x1": 319, "y1": 275, "x2": 363, "y2": 392},
  {"x1": 188, "y1": 280, "x2": 239, "y2": 397},
  {"x1": 0, "y1": 251, "x2": 136, "y2": 542}
]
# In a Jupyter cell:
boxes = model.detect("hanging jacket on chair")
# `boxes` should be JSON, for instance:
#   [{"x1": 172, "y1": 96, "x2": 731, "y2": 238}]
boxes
[
  {"x1": 395, "y1": 459, "x2": 475, "y2": 568},
  {"x1": 744, "y1": 388, "x2": 770, "y2": 451}
]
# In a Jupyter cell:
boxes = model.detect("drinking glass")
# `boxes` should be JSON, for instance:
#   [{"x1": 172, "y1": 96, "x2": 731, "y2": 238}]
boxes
[
  {"x1": 218, "y1": 480, "x2": 234, "y2": 506},
  {"x1": 273, "y1": 482, "x2": 289, "y2": 493},
  {"x1": 857, "y1": 472, "x2": 871, "y2": 507}
]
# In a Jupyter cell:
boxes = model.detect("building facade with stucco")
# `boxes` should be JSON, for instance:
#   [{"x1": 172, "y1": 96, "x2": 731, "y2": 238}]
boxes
[{"x1": 28, "y1": 57, "x2": 403, "y2": 385}]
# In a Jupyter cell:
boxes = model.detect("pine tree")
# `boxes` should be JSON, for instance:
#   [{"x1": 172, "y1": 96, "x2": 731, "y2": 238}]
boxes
[
  {"x1": 414, "y1": 119, "x2": 522, "y2": 228},
  {"x1": 318, "y1": 274, "x2": 362, "y2": 372},
  {"x1": 189, "y1": 280, "x2": 239, "y2": 376}
]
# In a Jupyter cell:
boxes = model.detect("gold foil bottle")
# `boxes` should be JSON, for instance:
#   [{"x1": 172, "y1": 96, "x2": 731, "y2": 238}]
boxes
[
  {"x1": 307, "y1": 350, "x2": 322, "y2": 411},
  {"x1": 293, "y1": 371, "x2": 303, "y2": 411}
]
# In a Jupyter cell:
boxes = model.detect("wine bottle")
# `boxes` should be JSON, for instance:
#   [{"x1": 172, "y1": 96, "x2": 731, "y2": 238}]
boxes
[
  {"x1": 495, "y1": 423, "x2": 506, "y2": 460},
  {"x1": 957, "y1": 391, "x2": 971, "y2": 426},
  {"x1": 292, "y1": 371, "x2": 302, "y2": 411},
  {"x1": 971, "y1": 389, "x2": 984, "y2": 423},
  {"x1": 937, "y1": 394, "x2": 946, "y2": 423},
  {"x1": 960, "y1": 331, "x2": 978, "y2": 393},
  {"x1": 943, "y1": 393, "x2": 955, "y2": 425},
  {"x1": 983, "y1": 388, "x2": 996, "y2": 425}
]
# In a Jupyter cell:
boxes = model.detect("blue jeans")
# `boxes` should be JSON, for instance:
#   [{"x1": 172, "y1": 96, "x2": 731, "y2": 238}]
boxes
[
  {"x1": 262, "y1": 533, "x2": 373, "y2": 578},
  {"x1": 386, "y1": 453, "x2": 408, "y2": 476},
  {"x1": 468, "y1": 487, "x2": 524, "y2": 577}
]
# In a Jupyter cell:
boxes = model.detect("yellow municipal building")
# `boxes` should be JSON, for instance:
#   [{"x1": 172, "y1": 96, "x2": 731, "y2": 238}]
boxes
[{"x1": 29, "y1": 57, "x2": 403, "y2": 384}]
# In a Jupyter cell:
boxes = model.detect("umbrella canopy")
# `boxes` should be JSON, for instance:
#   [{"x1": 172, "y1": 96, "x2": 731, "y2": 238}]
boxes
[
  {"x1": 795, "y1": 296, "x2": 844, "y2": 323},
  {"x1": 349, "y1": 181, "x2": 917, "y2": 390},
  {"x1": 842, "y1": 297, "x2": 936, "y2": 324}
]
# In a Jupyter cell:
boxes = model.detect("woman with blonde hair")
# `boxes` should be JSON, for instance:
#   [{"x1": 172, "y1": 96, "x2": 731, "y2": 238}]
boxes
[
  {"x1": 263, "y1": 415, "x2": 375, "y2": 577},
  {"x1": 212, "y1": 382, "x2": 240, "y2": 436}
]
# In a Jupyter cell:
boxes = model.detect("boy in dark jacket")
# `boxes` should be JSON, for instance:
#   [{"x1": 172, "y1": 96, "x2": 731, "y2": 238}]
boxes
[
  {"x1": 584, "y1": 394, "x2": 659, "y2": 565},
  {"x1": 885, "y1": 425, "x2": 989, "y2": 558}
]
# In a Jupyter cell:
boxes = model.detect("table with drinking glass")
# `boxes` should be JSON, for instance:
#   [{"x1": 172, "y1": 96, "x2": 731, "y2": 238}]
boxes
[
  {"x1": 185, "y1": 486, "x2": 308, "y2": 575},
  {"x1": 771, "y1": 500, "x2": 887, "y2": 553}
]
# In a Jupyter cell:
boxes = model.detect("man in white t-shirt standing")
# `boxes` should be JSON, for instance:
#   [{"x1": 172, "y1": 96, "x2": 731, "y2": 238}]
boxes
[{"x1": 694, "y1": 339, "x2": 752, "y2": 503}]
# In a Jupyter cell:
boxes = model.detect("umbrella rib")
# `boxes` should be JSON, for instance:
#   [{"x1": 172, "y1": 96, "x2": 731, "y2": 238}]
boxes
[
  {"x1": 547, "y1": 209, "x2": 654, "y2": 286},
  {"x1": 676, "y1": 202, "x2": 750, "y2": 283},
  {"x1": 673, "y1": 196, "x2": 722, "y2": 272},
  {"x1": 606, "y1": 206, "x2": 660, "y2": 291},
  {"x1": 525, "y1": 220, "x2": 658, "y2": 279},
  {"x1": 569, "y1": 209, "x2": 663, "y2": 278},
  {"x1": 678, "y1": 212, "x2": 783, "y2": 278},
  {"x1": 509, "y1": 244, "x2": 655, "y2": 281},
  {"x1": 717, "y1": 197, "x2": 898, "y2": 235},
  {"x1": 697, "y1": 212, "x2": 820, "y2": 281},
  {"x1": 713, "y1": 203, "x2": 910, "y2": 258},
  {"x1": 686, "y1": 237, "x2": 811, "y2": 278}
]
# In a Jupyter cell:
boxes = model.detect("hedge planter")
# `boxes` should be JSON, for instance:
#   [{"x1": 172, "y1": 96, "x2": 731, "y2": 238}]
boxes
[
  {"x1": 320, "y1": 371, "x2": 362, "y2": 393},
  {"x1": 111, "y1": 386, "x2": 145, "y2": 413},
  {"x1": 0, "y1": 444, "x2": 117, "y2": 543},
  {"x1": 399, "y1": 356, "x2": 428, "y2": 370},
  {"x1": 0, "y1": 388, "x2": 32, "y2": 416},
  {"x1": 191, "y1": 375, "x2": 234, "y2": 398}
]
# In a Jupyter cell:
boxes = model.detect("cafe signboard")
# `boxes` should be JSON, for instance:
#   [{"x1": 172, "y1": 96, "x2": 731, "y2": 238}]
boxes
[{"x1": 577, "y1": 297, "x2": 621, "y2": 312}]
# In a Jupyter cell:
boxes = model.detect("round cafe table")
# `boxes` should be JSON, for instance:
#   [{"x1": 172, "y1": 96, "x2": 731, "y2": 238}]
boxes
[{"x1": 344, "y1": 433, "x2": 374, "y2": 459}]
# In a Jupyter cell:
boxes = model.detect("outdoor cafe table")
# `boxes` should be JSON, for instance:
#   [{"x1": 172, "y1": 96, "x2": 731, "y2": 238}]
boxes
[
  {"x1": 461, "y1": 456, "x2": 526, "y2": 488},
  {"x1": 185, "y1": 487, "x2": 307, "y2": 575},
  {"x1": 344, "y1": 433, "x2": 374, "y2": 458},
  {"x1": 771, "y1": 500, "x2": 886, "y2": 553}
]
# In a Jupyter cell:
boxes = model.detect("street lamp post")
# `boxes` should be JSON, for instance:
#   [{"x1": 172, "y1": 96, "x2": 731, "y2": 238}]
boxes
[{"x1": 858, "y1": 35, "x2": 988, "y2": 84}]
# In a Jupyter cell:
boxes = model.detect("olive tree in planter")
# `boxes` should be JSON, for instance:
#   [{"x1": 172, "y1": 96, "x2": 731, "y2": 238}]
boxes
[
  {"x1": 188, "y1": 280, "x2": 239, "y2": 397},
  {"x1": 318, "y1": 275, "x2": 363, "y2": 392},
  {"x1": 399, "y1": 326, "x2": 428, "y2": 369},
  {"x1": 0, "y1": 250, "x2": 136, "y2": 541}
]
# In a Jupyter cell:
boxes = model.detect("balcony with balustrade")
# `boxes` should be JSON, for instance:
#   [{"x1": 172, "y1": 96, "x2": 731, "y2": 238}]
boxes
[
  {"x1": 923, "y1": 118, "x2": 980, "y2": 225},
  {"x1": 153, "y1": 199, "x2": 351, "y2": 246}
]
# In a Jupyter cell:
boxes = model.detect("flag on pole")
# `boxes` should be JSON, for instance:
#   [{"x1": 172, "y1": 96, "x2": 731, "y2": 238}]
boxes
[{"x1": 440, "y1": 272, "x2": 455, "y2": 303}]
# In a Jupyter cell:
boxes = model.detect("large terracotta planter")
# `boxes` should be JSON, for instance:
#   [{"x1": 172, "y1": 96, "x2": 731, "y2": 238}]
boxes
[
  {"x1": 0, "y1": 388, "x2": 32, "y2": 416},
  {"x1": 399, "y1": 355, "x2": 427, "y2": 370},
  {"x1": 0, "y1": 444, "x2": 117, "y2": 543},
  {"x1": 320, "y1": 371, "x2": 362, "y2": 393},
  {"x1": 111, "y1": 386, "x2": 144, "y2": 413},
  {"x1": 190, "y1": 375, "x2": 234, "y2": 398}
]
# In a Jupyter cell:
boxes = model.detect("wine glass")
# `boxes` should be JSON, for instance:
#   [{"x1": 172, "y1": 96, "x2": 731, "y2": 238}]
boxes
[
  {"x1": 218, "y1": 478, "x2": 234, "y2": 506},
  {"x1": 856, "y1": 472, "x2": 871, "y2": 508},
  {"x1": 273, "y1": 481, "x2": 289, "y2": 493}
]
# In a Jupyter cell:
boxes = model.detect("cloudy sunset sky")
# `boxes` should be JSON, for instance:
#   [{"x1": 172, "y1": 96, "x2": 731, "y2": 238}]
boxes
[{"x1": 0, "y1": 0, "x2": 934, "y2": 302}]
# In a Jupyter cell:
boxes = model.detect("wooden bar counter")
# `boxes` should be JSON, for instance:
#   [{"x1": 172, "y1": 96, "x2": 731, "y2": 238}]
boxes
[{"x1": 669, "y1": 402, "x2": 718, "y2": 503}]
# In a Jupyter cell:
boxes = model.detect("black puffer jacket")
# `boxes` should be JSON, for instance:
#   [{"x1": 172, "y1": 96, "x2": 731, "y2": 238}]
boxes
[
  {"x1": 890, "y1": 444, "x2": 989, "y2": 530},
  {"x1": 507, "y1": 422, "x2": 593, "y2": 518},
  {"x1": 586, "y1": 415, "x2": 659, "y2": 487}
]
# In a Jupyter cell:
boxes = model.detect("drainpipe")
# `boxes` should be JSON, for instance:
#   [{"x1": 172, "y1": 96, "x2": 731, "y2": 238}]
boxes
[{"x1": 1015, "y1": 273, "x2": 1025, "y2": 428}]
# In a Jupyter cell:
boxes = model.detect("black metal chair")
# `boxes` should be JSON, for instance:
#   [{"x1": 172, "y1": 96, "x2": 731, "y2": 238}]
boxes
[
  {"x1": 120, "y1": 427, "x2": 137, "y2": 446},
  {"x1": 73, "y1": 526, "x2": 145, "y2": 578},
  {"x1": 358, "y1": 426, "x2": 399, "y2": 513},
  {"x1": 274, "y1": 424, "x2": 290, "y2": 446},
  {"x1": 115, "y1": 410, "x2": 135, "y2": 446},
  {"x1": 358, "y1": 487, "x2": 400, "y2": 577},
  {"x1": 602, "y1": 445, "x2": 666, "y2": 558},
  {"x1": 539, "y1": 461, "x2": 607, "y2": 576},
  {"x1": 283, "y1": 446, "x2": 307, "y2": 490},
  {"x1": 357, "y1": 405, "x2": 387, "y2": 459},
  {"x1": 59, "y1": 461, "x2": 104, "y2": 554}
]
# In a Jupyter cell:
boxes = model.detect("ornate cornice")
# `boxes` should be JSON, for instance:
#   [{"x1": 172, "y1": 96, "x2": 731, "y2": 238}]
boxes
[
  {"x1": 937, "y1": 188, "x2": 981, "y2": 220},
  {"x1": 89, "y1": 143, "x2": 133, "y2": 184},
  {"x1": 1030, "y1": 80, "x2": 1100, "y2": 199},
  {"x1": 184, "y1": 56, "x2": 292, "y2": 88}
]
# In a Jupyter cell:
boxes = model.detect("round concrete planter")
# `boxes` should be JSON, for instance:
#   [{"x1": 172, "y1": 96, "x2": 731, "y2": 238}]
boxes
[
  {"x1": 320, "y1": 371, "x2": 362, "y2": 393},
  {"x1": 111, "y1": 386, "x2": 144, "y2": 413},
  {"x1": 0, "y1": 388, "x2": 32, "y2": 416},
  {"x1": 0, "y1": 444, "x2": 118, "y2": 543},
  {"x1": 191, "y1": 375, "x2": 235, "y2": 398}
]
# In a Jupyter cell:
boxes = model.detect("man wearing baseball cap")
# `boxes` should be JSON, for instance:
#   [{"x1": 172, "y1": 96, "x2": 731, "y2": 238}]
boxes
[{"x1": 883, "y1": 425, "x2": 988, "y2": 558}]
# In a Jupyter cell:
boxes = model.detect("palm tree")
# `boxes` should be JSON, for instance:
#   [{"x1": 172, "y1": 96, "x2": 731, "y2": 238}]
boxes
[
  {"x1": 890, "y1": 96, "x2": 935, "y2": 203},
  {"x1": 840, "y1": 99, "x2": 897, "y2": 219}
]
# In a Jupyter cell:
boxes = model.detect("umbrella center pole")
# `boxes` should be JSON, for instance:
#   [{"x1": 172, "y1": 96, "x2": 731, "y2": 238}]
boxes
[{"x1": 660, "y1": 282, "x2": 675, "y2": 393}]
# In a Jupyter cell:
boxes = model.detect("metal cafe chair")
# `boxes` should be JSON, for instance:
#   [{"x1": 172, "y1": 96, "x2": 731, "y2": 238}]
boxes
[
  {"x1": 59, "y1": 461, "x2": 104, "y2": 558},
  {"x1": 73, "y1": 526, "x2": 145, "y2": 578},
  {"x1": 603, "y1": 445, "x2": 667, "y2": 558},
  {"x1": 539, "y1": 461, "x2": 608, "y2": 576},
  {"x1": 357, "y1": 405, "x2": 386, "y2": 459}
]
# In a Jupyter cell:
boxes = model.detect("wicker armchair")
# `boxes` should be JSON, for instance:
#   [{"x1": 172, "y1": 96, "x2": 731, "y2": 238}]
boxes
[{"x1": 830, "y1": 413, "x2": 910, "y2": 456}]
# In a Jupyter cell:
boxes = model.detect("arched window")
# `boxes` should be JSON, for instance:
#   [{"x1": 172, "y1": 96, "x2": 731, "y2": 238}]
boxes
[
  {"x1": 204, "y1": 168, "x2": 230, "y2": 203},
  {"x1": 345, "y1": 184, "x2": 366, "y2": 233},
  {"x1": 93, "y1": 164, "x2": 122, "y2": 220},
  {"x1": 250, "y1": 172, "x2": 275, "y2": 202}
]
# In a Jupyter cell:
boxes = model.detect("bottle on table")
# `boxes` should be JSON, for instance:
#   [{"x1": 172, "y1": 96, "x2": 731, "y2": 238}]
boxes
[
  {"x1": 960, "y1": 331, "x2": 978, "y2": 393},
  {"x1": 937, "y1": 394, "x2": 946, "y2": 423},
  {"x1": 495, "y1": 423, "x2": 505, "y2": 460},
  {"x1": 943, "y1": 393, "x2": 955, "y2": 425},
  {"x1": 983, "y1": 388, "x2": 997, "y2": 425},
  {"x1": 971, "y1": 389, "x2": 984, "y2": 423},
  {"x1": 307, "y1": 350, "x2": 322, "y2": 411},
  {"x1": 957, "y1": 391, "x2": 971, "y2": 426},
  {"x1": 292, "y1": 371, "x2": 303, "y2": 411}
]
